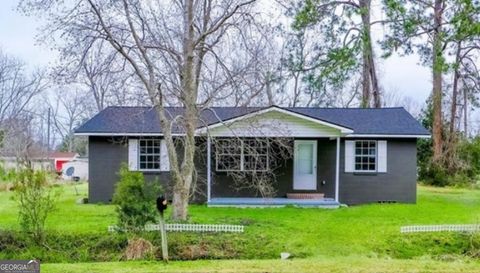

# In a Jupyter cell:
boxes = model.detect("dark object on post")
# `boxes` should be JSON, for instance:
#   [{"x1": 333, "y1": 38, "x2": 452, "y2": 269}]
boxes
[
  {"x1": 156, "y1": 195, "x2": 169, "y2": 262},
  {"x1": 156, "y1": 196, "x2": 168, "y2": 214}
]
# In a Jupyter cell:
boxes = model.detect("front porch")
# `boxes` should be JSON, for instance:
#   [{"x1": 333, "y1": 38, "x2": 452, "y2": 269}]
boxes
[
  {"x1": 202, "y1": 107, "x2": 348, "y2": 207},
  {"x1": 207, "y1": 197, "x2": 340, "y2": 208}
]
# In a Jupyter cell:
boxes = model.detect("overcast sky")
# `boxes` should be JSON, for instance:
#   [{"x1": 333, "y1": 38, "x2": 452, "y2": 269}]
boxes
[{"x1": 0, "y1": 0, "x2": 432, "y2": 107}]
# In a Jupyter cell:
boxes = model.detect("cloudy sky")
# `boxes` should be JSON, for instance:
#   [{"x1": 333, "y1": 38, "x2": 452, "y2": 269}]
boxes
[{"x1": 0, "y1": 0, "x2": 432, "y2": 107}]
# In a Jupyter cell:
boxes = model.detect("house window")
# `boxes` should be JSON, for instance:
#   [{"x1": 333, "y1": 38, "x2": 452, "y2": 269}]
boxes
[
  {"x1": 215, "y1": 138, "x2": 269, "y2": 172},
  {"x1": 354, "y1": 140, "x2": 376, "y2": 172},
  {"x1": 139, "y1": 139, "x2": 161, "y2": 170},
  {"x1": 216, "y1": 139, "x2": 242, "y2": 171},
  {"x1": 243, "y1": 139, "x2": 269, "y2": 171}
]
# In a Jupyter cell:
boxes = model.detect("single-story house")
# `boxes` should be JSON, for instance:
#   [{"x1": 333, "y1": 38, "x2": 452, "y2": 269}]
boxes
[{"x1": 75, "y1": 106, "x2": 429, "y2": 207}]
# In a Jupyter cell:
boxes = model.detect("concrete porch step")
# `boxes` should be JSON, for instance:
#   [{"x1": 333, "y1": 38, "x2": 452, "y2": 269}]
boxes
[{"x1": 207, "y1": 197, "x2": 340, "y2": 208}]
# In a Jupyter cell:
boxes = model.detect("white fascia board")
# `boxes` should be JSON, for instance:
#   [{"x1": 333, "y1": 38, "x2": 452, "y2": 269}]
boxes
[
  {"x1": 345, "y1": 134, "x2": 431, "y2": 139},
  {"x1": 196, "y1": 106, "x2": 354, "y2": 134},
  {"x1": 74, "y1": 132, "x2": 184, "y2": 136}
]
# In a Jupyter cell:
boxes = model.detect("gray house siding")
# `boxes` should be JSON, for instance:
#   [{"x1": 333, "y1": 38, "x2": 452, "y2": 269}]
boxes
[
  {"x1": 88, "y1": 136, "x2": 128, "y2": 203},
  {"x1": 88, "y1": 136, "x2": 206, "y2": 203},
  {"x1": 88, "y1": 136, "x2": 417, "y2": 205},
  {"x1": 339, "y1": 138, "x2": 417, "y2": 204},
  {"x1": 88, "y1": 136, "x2": 170, "y2": 203}
]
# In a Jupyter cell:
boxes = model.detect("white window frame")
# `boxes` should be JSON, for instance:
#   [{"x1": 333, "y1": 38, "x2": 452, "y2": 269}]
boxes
[
  {"x1": 354, "y1": 140, "x2": 377, "y2": 173},
  {"x1": 243, "y1": 139, "x2": 269, "y2": 172},
  {"x1": 215, "y1": 138, "x2": 243, "y2": 172},
  {"x1": 215, "y1": 138, "x2": 269, "y2": 172},
  {"x1": 138, "y1": 139, "x2": 161, "y2": 171}
]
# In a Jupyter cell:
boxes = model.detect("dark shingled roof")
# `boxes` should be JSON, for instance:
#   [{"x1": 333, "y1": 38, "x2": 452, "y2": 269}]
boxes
[{"x1": 75, "y1": 106, "x2": 430, "y2": 136}]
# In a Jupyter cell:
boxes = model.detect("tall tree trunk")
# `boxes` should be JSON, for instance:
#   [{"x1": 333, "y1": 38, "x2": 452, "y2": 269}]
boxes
[
  {"x1": 431, "y1": 0, "x2": 444, "y2": 163},
  {"x1": 463, "y1": 84, "x2": 468, "y2": 136},
  {"x1": 292, "y1": 73, "x2": 300, "y2": 107},
  {"x1": 444, "y1": 42, "x2": 462, "y2": 171},
  {"x1": 368, "y1": 51, "x2": 381, "y2": 107},
  {"x1": 359, "y1": 0, "x2": 378, "y2": 108},
  {"x1": 449, "y1": 42, "x2": 461, "y2": 136},
  {"x1": 361, "y1": 48, "x2": 371, "y2": 108},
  {"x1": 170, "y1": 0, "x2": 198, "y2": 220},
  {"x1": 265, "y1": 71, "x2": 275, "y2": 106}
]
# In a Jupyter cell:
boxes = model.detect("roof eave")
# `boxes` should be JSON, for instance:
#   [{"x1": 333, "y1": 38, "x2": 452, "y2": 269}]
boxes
[{"x1": 345, "y1": 134, "x2": 431, "y2": 139}]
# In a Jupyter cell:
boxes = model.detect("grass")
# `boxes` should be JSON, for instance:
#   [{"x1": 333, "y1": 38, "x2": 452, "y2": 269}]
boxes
[
  {"x1": 1, "y1": 183, "x2": 480, "y2": 272},
  {"x1": 0, "y1": 183, "x2": 115, "y2": 233},
  {"x1": 42, "y1": 256, "x2": 480, "y2": 273}
]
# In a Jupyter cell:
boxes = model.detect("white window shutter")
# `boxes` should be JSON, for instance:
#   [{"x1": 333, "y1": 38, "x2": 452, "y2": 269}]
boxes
[
  {"x1": 160, "y1": 139, "x2": 170, "y2": 171},
  {"x1": 377, "y1": 140, "x2": 387, "y2": 173},
  {"x1": 128, "y1": 139, "x2": 138, "y2": 171},
  {"x1": 345, "y1": 140, "x2": 355, "y2": 173}
]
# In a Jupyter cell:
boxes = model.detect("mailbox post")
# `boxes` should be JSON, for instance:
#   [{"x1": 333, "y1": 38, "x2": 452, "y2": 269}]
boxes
[{"x1": 156, "y1": 196, "x2": 168, "y2": 262}]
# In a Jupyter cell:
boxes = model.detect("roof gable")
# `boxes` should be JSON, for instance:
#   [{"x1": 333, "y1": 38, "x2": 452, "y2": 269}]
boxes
[{"x1": 200, "y1": 106, "x2": 353, "y2": 137}]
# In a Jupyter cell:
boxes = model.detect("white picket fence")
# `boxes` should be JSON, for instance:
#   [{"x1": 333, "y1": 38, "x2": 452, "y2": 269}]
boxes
[
  {"x1": 108, "y1": 223, "x2": 244, "y2": 233},
  {"x1": 401, "y1": 224, "x2": 480, "y2": 233}
]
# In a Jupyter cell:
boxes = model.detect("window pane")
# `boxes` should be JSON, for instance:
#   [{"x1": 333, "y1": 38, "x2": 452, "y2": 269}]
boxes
[
  {"x1": 354, "y1": 140, "x2": 377, "y2": 172},
  {"x1": 297, "y1": 143, "x2": 313, "y2": 174},
  {"x1": 217, "y1": 155, "x2": 241, "y2": 171},
  {"x1": 138, "y1": 138, "x2": 161, "y2": 170}
]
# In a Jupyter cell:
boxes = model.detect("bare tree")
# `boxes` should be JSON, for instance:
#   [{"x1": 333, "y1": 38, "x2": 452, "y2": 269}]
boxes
[
  {"x1": 382, "y1": 88, "x2": 422, "y2": 117},
  {"x1": 21, "y1": 0, "x2": 262, "y2": 220},
  {"x1": 0, "y1": 49, "x2": 47, "y2": 124},
  {"x1": 44, "y1": 89, "x2": 90, "y2": 152},
  {"x1": 213, "y1": 137, "x2": 293, "y2": 197},
  {"x1": 80, "y1": 43, "x2": 131, "y2": 112},
  {"x1": 0, "y1": 115, "x2": 48, "y2": 170},
  {"x1": 209, "y1": 117, "x2": 294, "y2": 197},
  {"x1": 0, "y1": 49, "x2": 48, "y2": 168}
]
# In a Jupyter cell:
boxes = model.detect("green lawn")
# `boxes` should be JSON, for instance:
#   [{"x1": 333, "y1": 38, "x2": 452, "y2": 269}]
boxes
[
  {"x1": 42, "y1": 256, "x2": 480, "y2": 273},
  {"x1": 1, "y1": 183, "x2": 480, "y2": 272}
]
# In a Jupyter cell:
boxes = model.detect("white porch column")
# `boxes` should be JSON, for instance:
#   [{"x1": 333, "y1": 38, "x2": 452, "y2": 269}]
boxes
[
  {"x1": 335, "y1": 137, "x2": 340, "y2": 203},
  {"x1": 207, "y1": 136, "x2": 212, "y2": 202}
]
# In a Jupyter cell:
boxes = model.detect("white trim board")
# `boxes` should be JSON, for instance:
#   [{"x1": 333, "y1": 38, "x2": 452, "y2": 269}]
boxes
[
  {"x1": 345, "y1": 134, "x2": 431, "y2": 139},
  {"x1": 76, "y1": 132, "x2": 431, "y2": 139},
  {"x1": 196, "y1": 106, "x2": 354, "y2": 135},
  {"x1": 74, "y1": 132, "x2": 184, "y2": 136}
]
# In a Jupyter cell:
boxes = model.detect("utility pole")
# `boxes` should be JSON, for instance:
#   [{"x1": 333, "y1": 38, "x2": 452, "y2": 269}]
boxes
[{"x1": 47, "y1": 107, "x2": 51, "y2": 158}]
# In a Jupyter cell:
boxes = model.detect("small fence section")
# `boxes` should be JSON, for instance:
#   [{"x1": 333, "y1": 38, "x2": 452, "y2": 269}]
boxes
[
  {"x1": 108, "y1": 223, "x2": 244, "y2": 233},
  {"x1": 401, "y1": 224, "x2": 480, "y2": 233}
]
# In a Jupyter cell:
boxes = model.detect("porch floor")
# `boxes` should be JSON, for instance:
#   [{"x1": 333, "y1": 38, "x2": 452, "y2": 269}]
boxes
[{"x1": 207, "y1": 197, "x2": 340, "y2": 208}]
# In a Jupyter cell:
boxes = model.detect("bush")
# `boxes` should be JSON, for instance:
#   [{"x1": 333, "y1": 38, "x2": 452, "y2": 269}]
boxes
[
  {"x1": 112, "y1": 164, "x2": 162, "y2": 232},
  {"x1": 13, "y1": 169, "x2": 59, "y2": 244},
  {"x1": 419, "y1": 137, "x2": 480, "y2": 187},
  {"x1": 0, "y1": 165, "x2": 17, "y2": 191}
]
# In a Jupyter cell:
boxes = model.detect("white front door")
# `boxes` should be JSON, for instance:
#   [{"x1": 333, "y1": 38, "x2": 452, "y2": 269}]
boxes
[{"x1": 293, "y1": 140, "x2": 317, "y2": 190}]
